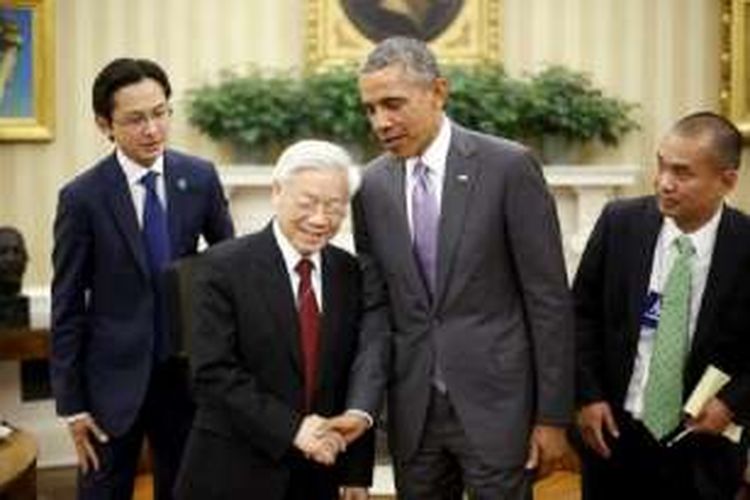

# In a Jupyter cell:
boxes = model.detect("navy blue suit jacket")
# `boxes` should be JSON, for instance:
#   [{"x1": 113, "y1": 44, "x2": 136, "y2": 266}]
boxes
[{"x1": 51, "y1": 149, "x2": 234, "y2": 436}]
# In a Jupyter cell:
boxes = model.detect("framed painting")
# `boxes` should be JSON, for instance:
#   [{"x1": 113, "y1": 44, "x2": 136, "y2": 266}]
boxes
[
  {"x1": 720, "y1": 0, "x2": 750, "y2": 140},
  {"x1": 0, "y1": 0, "x2": 54, "y2": 141},
  {"x1": 305, "y1": 0, "x2": 501, "y2": 70}
]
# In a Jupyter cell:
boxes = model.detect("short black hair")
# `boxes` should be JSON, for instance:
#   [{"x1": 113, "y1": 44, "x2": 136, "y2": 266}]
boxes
[
  {"x1": 671, "y1": 111, "x2": 743, "y2": 170},
  {"x1": 92, "y1": 58, "x2": 171, "y2": 122}
]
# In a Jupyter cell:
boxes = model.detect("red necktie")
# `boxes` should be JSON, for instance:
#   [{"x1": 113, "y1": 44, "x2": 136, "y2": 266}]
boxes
[{"x1": 295, "y1": 258, "x2": 320, "y2": 411}]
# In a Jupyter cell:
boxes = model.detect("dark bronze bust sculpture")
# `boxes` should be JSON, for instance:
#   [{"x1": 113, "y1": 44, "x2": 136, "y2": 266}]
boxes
[{"x1": 0, "y1": 226, "x2": 30, "y2": 327}]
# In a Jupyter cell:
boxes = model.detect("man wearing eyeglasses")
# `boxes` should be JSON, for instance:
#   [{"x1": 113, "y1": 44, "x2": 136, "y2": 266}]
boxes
[
  {"x1": 175, "y1": 140, "x2": 373, "y2": 500},
  {"x1": 50, "y1": 58, "x2": 234, "y2": 500}
]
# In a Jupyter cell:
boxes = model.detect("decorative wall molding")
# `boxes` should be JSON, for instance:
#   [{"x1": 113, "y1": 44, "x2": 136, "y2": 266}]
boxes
[{"x1": 219, "y1": 164, "x2": 642, "y2": 276}]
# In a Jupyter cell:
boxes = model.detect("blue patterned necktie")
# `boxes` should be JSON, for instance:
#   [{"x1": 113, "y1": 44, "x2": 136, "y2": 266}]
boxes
[
  {"x1": 642, "y1": 235, "x2": 695, "y2": 440},
  {"x1": 411, "y1": 159, "x2": 439, "y2": 296},
  {"x1": 140, "y1": 170, "x2": 171, "y2": 360}
]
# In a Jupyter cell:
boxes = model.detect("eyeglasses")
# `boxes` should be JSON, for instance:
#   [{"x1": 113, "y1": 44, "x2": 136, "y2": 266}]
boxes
[
  {"x1": 113, "y1": 105, "x2": 173, "y2": 131},
  {"x1": 294, "y1": 196, "x2": 347, "y2": 218}
]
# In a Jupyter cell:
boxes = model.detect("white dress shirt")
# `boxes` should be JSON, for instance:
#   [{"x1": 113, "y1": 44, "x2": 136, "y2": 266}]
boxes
[
  {"x1": 272, "y1": 220, "x2": 323, "y2": 311},
  {"x1": 624, "y1": 206, "x2": 723, "y2": 418},
  {"x1": 404, "y1": 114, "x2": 451, "y2": 238},
  {"x1": 117, "y1": 148, "x2": 167, "y2": 227}
]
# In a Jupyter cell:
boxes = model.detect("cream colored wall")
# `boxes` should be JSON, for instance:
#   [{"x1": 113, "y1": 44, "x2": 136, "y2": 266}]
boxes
[
  {"x1": 0, "y1": 0, "x2": 305, "y2": 286},
  {"x1": 504, "y1": 0, "x2": 721, "y2": 168},
  {"x1": 0, "y1": 0, "x2": 735, "y2": 286}
]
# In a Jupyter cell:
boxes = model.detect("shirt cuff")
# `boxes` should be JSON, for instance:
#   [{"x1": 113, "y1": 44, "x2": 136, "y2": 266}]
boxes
[
  {"x1": 60, "y1": 412, "x2": 90, "y2": 424},
  {"x1": 346, "y1": 409, "x2": 374, "y2": 428}
]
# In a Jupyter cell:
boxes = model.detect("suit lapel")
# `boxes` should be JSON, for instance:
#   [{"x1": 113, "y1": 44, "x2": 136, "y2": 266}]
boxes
[
  {"x1": 255, "y1": 226, "x2": 303, "y2": 376},
  {"x1": 102, "y1": 155, "x2": 150, "y2": 278},
  {"x1": 384, "y1": 156, "x2": 430, "y2": 303},
  {"x1": 163, "y1": 151, "x2": 184, "y2": 258},
  {"x1": 316, "y1": 247, "x2": 340, "y2": 401},
  {"x1": 692, "y1": 207, "x2": 734, "y2": 354},
  {"x1": 385, "y1": 155, "x2": 410, "y2": 245},
  {"x1": 626, "y1": 199, "x2": 663, "y2": 342},
  {"x1": 434, "y1": 128, "x2": 476, "y2": 309}
]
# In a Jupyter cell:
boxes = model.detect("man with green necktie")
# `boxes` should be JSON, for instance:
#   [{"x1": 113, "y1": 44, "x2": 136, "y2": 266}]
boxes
[{"x1": 573, "y1": 111, "x2": 750, "y2": 499}]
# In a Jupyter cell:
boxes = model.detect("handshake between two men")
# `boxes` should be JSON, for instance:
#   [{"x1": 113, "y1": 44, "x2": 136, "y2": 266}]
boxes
[{"x1": 293, "y1": 412, "x2": 371, "y2": 465}]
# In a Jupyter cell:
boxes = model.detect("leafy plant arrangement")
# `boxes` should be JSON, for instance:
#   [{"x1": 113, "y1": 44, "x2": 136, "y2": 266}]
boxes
[
  {"x1": 185, "y1": 64, "x2": 638, "y2": 162},
  {"x1": 444, "y1": 64, "x2": 528, "y2": 140},
  {"x1": 521, "y1": 66, "x2": 639, "y2": 146},
  {"x1": 299, "y1": 65, "x2": 374, "y2": 148},
  {"x1": 186, "y1": 68, "x2": 304, "y2": 158}
]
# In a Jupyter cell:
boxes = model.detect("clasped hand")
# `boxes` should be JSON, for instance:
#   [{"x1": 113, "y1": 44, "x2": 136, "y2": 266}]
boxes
[
  {"x1": 293, "y1": 412, "x2": 370, "y2": 466},
  {"x1": 294, "y1": 414, "x2": 347, "y2": 465}
]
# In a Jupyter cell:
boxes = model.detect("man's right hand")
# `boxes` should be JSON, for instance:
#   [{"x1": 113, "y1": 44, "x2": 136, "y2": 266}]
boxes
[
  {"x1": 67, "y1": 415, "x2": 109, "y2": 474},
  {"x1": 576, "y1": 401, "x2": 619, "y2": 459},
  {"x1": 327, "y1": 412, "x2": 370, "y2": 444}
]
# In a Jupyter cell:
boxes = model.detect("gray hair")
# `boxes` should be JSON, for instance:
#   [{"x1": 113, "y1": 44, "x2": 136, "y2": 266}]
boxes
[
  {"x1": 272, "y1": 139, "x2": 361, "y2": 197},
  {"x1": 360, "y1": 36, "x2": 441, "y2": 83}
]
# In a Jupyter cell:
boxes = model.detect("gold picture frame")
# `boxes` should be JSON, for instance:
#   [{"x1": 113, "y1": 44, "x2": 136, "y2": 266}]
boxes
[
  {"x1": 0, "y1": 0, "x2": 55, "y2": 141},
  {"x1": 305, "y1": 0, "x2": 501, "y2": 70},
  {"x1": 720, "y1": 0, "x2": 750, "y2": 139}
]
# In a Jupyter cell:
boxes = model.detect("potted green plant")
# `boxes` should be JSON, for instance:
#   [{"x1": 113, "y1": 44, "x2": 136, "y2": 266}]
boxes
[
  {"x1": 186, "y1": 68, "x2": 304, "y2": 161},
  {"x1": 299, "y1": 65, "x2": 376, "y2": 159},
  {"x1": 185, "y1": 64, "x2": 639, "y2": 164},
  {"x1": 444, "y1": 64, "x2": 527, "y2": 140},
  {"x1": 519, "y1": 66, "x2": 639, "y2": 162}
]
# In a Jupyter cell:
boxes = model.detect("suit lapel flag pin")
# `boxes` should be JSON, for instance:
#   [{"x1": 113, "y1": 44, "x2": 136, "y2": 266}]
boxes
[{"x1": 176, "y1": 178, "x2": 188, "y2": 191}]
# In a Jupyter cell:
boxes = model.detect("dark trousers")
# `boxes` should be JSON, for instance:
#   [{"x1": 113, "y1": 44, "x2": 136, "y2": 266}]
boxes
[
  {"x1": 285, "y1": 455, "x2": 339, "y2": 500},
  {"x1": 78, "y1": 358, "x2": 194, "y2": 500},
  {"x1": 394, "y1": 388, "x2": 532, "y2": 500},
  {"x1": 175, "y1": 427, "x2": 339, "y2": 500},
  {"x1": 576, "y1": 409, "x2": 746, "y2": 500}
]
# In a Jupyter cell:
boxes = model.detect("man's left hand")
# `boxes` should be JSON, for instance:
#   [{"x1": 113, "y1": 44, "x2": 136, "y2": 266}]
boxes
[
  {"x1": 688, "y1": 397, "x2": 734, "y2": 435},
  {"x1": 525, "y1": 424, "x2": 578, "y2": 479},
  {"x1": 340, "y1": 486, "x2": 368, "y2": 499}
]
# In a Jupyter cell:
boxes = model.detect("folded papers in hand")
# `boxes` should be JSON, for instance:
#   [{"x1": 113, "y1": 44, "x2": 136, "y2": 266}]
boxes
[{"x1": 684, "y1": 365, "x2": 743, "y2": 443}]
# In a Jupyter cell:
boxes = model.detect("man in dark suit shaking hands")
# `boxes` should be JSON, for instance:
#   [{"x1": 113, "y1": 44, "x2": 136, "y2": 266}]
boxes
[
  {"x1": 573, "y1": 112, "x2": 750, "y2": 499},
  {"x1": 330, "y1": 37, "x2": 576, "y2": 499},
  {"x1": 175, "y1": 140, "x2": 373, "y2": 500},
  {"x1": 50, "y1": 58, "x2": 234, "y2": 500}
]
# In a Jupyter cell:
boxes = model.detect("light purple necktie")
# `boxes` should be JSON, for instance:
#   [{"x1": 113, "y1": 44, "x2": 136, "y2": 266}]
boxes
[{"x1": 412, "y1": 159, "x2": 439, "y2": 295}]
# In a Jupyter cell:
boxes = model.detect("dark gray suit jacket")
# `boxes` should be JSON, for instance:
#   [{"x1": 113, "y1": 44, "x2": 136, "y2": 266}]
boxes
[{"x1": 348, "y1": 123, "x2": 574, "y2": 468}]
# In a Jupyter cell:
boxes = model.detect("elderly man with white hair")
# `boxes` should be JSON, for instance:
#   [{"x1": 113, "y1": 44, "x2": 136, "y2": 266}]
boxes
[{"x1": 175, "y1": 140, "x2": 374, "y2": 500}]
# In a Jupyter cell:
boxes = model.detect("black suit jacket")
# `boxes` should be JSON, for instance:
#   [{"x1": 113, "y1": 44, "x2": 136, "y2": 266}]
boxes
[
  {"x1": 574, "y1": 196, "x2": 750, "y2": 425},
  {"x1": 176, "y1": 225, "x2": 373, "y2": 499}
]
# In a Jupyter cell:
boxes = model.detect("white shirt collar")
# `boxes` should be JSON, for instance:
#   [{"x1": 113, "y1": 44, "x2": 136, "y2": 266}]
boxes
[
  {"x1": 116, "y1": 148, "x2": 165, "y2": 186},
  {"x1": 272, "y1": 220, "x2": 322, "y2": 275},
  {"x1": 662, "y1": 204, "x2": 723, "y2": 261},
  {"x1": 405, "y1": 114, "x2": 451, "y2": 176}
]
